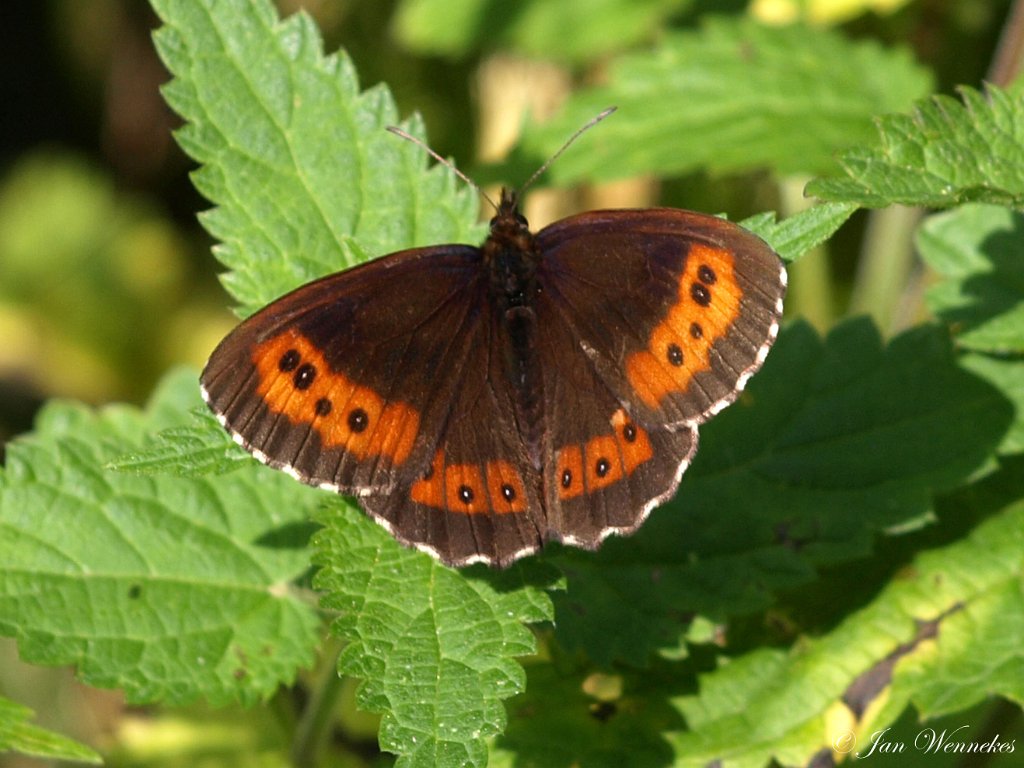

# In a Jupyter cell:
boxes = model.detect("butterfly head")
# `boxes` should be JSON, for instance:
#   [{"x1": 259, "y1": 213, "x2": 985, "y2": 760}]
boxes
[
  {"x1": 490, "y1": 187, "x2": 529, "y2": 235},
  {"x1": 485, "y1": 107, "x2": 619, "y2": 237}
]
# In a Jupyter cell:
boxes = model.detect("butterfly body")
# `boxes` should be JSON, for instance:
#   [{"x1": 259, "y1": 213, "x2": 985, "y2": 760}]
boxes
[{"x1": 202, "y1": 189, "x2": 786, "y2": 567}]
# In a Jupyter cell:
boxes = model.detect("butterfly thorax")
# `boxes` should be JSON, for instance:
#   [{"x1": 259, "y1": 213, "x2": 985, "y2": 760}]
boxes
[
  {"x1": 480, "y1": 189, "x2": 546, "y2": 466},
  {"x1": 483, "y1": 189, "x2": 540, "y2": 311}
]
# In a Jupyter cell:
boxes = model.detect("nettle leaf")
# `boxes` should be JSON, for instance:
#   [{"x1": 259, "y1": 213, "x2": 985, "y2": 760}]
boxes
[
  {"x1": 883, "y1": 489, "x2": 1024, "y2": 722},
  {"x1": 961, "y1": 353, "x2": 1024, "y2": 456},
  {"x1": 151, "y1": 0, "x2": 481, "y2": 315},
  {"x1": 313, "y1": 503, "x2": 559, "y2": 768},
  {"x1": 107, "y1": 411, "x2": 251, "y2": 476},
  {"x1": 393, "y1": 0, "x2": 692, "y2": 63},
  {"x1": 0, "y1": 696, "x2": 101, "y2": 764},
  {"x1": 665, "y1": 484, "x2": 1024, "y2": 767},
  {"x1": 495, "y1": 473, "x2": 1024, "y2": 768},
  {"x1": 807, "y1": 85, "x2": 1024, "y2": 208},
  {"x1": 547, "y1": 318, "x2": 1013, "y2": 664},
  {"x1": 507, "y1": 17, "x2": 931, "y2": 183},
  {"x1": 0, "y1": 370, "x2": 323, "y2": 706},
  {"x1": 916, "y1": 203, "x2": 1024, "y2": 354},
  {"x1": 490, "y1": 664, "x2": 681, "y2": 767},
  {"x1": 741, "y1": 201, "x2": 857, "y2": 264}
]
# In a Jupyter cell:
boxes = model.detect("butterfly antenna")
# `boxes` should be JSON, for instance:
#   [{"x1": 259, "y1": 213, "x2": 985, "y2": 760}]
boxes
[
  {"x1": 386, "y1": 125, "x2": 499, "y2": 211},
  {"x1": 518, "y1": 106, "x2": 617, "y2": 196}
]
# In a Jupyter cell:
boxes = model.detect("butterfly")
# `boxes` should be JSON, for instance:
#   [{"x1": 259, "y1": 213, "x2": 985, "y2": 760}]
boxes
[{"x1": 201, "y1": 117, "x2": 786, "y2": 568}]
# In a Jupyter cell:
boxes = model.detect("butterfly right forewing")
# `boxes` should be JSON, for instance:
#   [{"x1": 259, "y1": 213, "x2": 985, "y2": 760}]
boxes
[
  {"x1": 525, "y1": 208, "x2": 784, "y2": 549},
  {"x1": 534, "y1": 208, "x2": 786, "y2": 429}
]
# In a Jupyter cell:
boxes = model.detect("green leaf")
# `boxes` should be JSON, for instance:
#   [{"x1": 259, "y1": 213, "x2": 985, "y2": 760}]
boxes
[
  {"x1": 0, "y1": 369, "x2": 322, "y2": 706},
  {"x1": 807, "y1": 85, "x2": 1024, "y2": 208},
  {"x1": 960, "y1": 353, "x2": 1024, "y2": 456},
  {"x1": 151, "y1": 0, "x2": 482, "y2": 315},
  {"x1": 106, "y1": 412, "x2": 252, "y2": 476},
  {"x1": 741, "y1": 201, "x2": 857, "y2": 264},
  {"x1": 506, "y1": 18, "x2": 931, "y2": 183},
  {"x1": 313, "y1": 502, "x2": 559, "y2": 768},
  {"x1": 497, "y1": 524, "x2": 1024, "y2": 768},
  {"x1": 0, "y1": 696, "x2": 102, "y2": 764},
  {"x1": 916, "y1": 203, "x2": 1024, "y2": 354},
  {"x1": 393, "y1": 0, "x2": 692, "y2": 63},
  {"x1": 883, "y1": 484, "x2": 1024, "y2": 723},
  {"x1": 665, "y1": 485, "x2": 1024, "y2": 767},
  {"x1": 490, "y1": 664, "x2": 680, "y2": 767},
  {"x1": 548, "y1": 318, "x2": 1013, "y2": 665}
]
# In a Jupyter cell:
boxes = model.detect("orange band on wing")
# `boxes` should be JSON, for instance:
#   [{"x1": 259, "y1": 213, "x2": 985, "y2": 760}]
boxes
[
  {"x1": 486, "y1": 460, "x2": 529, "y2": 513},
  {"x1": 626, "y1": 243, "x2": 742, "y2": 408},
  {"x1": 555, "y1": 444, "x2": 586, "y2": 500},
  {"x1": 611, "y1": 408, "x2": 653, "y2": 473},
  {"x1": 411, "y1": 451, "x2": 528, "y2": 515},
  {"x1": 410, "y1": 451, "x2": 446, "y2": 507},
  {"x1": 252, "y1": 330, "x2": 420, "y2": 465},
  {"x1": 584, "y1": 435, "x2": 624, "y2": 491},
  {"x1": 557, "y1": 410, "x2": 653, "y2": 500}
]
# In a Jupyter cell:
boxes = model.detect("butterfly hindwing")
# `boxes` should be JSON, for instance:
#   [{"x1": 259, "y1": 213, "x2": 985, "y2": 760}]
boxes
[
  {"x1": 361, "y1": 310, "x2": 547, "y2": 565},
  {"x1": 532, "y1": 313, "x2": 698, "y2": 550}
]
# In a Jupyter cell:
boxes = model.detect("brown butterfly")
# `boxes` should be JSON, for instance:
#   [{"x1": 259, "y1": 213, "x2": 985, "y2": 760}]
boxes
[{"x1": 201, "y1": 112, "x2": 786, "y2": 567}]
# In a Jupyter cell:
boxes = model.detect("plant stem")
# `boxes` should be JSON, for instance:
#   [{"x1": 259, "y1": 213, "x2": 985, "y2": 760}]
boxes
[
  {"x1": 848, "y1": 205, "x2": 923, "y2": 335},
  {"x1": 778, "y1": 176, "x2": 834, "y2": 330},
  {"x1": 989, "y1": 0, "x2": 1024, "y2": 86},
  {"x1": 291, "y1": 638, "x2": 346, "y2": 768}
]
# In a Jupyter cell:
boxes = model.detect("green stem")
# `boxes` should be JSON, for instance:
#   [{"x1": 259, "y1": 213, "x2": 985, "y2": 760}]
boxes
[
  {"x1": 778, "y1": 176, "x2": 834, "y2": 331},
  {"x1": 291, "y1": 637, "x2": 347, "y2": 768},
  {"x1": 988, "y1": 0, "x2": 1024, "y2": 86},
  {"x1": 848, "y1": 205, "x2": 922, "y2": 335}
]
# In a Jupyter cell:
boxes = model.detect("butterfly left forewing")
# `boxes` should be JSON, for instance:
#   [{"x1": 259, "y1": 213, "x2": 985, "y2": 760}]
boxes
[
  {"x1": 202, "y1": 245, "x2": 547, "y2": 566},
  {"x1": 202, "y1": 245, "x2": 487, "y2": 496}
]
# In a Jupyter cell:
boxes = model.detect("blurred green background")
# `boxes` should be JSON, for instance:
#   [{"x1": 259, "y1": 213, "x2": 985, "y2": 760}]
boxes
[{"x1": 0, "y1": 0, "x2": 1015, "y2": 764}]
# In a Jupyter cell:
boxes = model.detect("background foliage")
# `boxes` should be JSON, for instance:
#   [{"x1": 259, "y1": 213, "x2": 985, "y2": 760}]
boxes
[{"x1": 1, "y1": 1, "x2": 1022, "y2": 766}]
